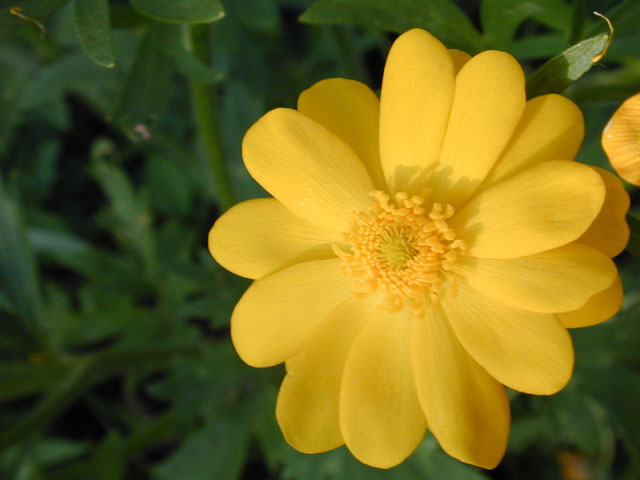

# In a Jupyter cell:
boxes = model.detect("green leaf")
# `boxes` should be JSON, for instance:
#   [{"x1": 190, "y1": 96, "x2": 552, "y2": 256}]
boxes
[
  {"x1": 109, "y1": 5, "x2": 146, "y2": 29},
  {"x1": 171, "y1": 45, "x2": 224, "y2": 85},
  {"x1": 626, "y1": 212, "x2": 640, "y2": 258},
  {"x1": 0, "y1": 346, "x2": 196, "y2": 452},
  {"x1": 526, "y1": 33, "x2": 609, "y2": 98},
  {"x1": 586, "y1": 0, "x2": 640, "y2": 38},
  {"x1": 569, "y1": 0, "x2": 587, "y2": 44},
  {"x1": 300, "y1": 0, "x2": 484, "y2": 53},
  {"x1": 578, "y1": 365, "x2": 640, "y2": 477},
  {"x1": 16, "y1": 50, "x2": 124, "y2": 116},
  {"x1": 548, "y1": 389, "x2": 610, "y2": 456},
  {"x1": 0, "y1": 359, "x2": 93, "y2": 452},
  {"x1": 146, "y1": 155, "x2": 193, "y2": 216},
  {"x1": 32, "y1": 439, "x2": 90, "y2": 467},
  {"x1": 511, "y1": 33, "x2": 566, "y2": 60},
  {"x1": 162, "y1": 24, "x2": 223, "y2": 85},
  {"x1": 0, "y1": 360, "x2": 69, "y2": 401},
  {"x1": 73, "y1": 432, "x2": 127, "y2": 480},
  {"x1": 28, "y1": 227, "x2": 151, "y2": 298},
  {"x1": 0, "y1": 174, "x2": 43, "y2": 344},
  {"x1": 111, "y1": 23, "x2": 175, "y2": 141},
  {"x1": 530, "y1": 0, "x2": 572, "y2": 32},
  {"x1": 129, "y1": 0, "x2": 225, "y2": 24},
  {"x1": 410, "y1": 437, "x2": 491, "y2": 479},
  {"x1": 480, "y1": 0, "x2": 541, "y2": 49},
  {"x1": 282, "y1": 446, "x2": 389, "y2": 480},
  {"x1": 73, "y1": 0, "x2": 115, "y2": 68},
  {"x1": 282, "y1": 435, "x2": 490, "y2": 480},
  {"x1": 508, "y1": 415, "x2": 554, "y2": 453},
  {"x1": 225, "y1": 0, "x2": 279, "y2": 32},
  {"x1": 154, "y1": 419, "x2": 249, "y2": 480},
  {"x1": 88, "y1": 147, "x2": 157, "y2": 275}
]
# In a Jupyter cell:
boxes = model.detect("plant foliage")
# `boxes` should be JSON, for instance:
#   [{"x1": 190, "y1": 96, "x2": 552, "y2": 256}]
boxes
[{"x1": 1, "y1": 0, "x2": 639, "y2": 479}]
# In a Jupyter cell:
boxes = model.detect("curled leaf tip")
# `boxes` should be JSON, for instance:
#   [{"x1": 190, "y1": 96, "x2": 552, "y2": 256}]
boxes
[
  {"x1": 591, "y1": 12, "x2": 613, "y2": 63},
  {"x1": 9, "y1": 6, "x2": 45, "y2": 39}
]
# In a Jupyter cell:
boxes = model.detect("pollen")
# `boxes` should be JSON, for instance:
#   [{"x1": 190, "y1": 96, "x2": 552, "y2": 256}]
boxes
[{"x1": 335, "y1": 190, "x2": 466, "y2": 316}]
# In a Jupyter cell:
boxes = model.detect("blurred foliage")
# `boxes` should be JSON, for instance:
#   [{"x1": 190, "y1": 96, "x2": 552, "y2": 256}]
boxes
[{"x1": 0, "y1": 0, "x2": 639, "y2": 479}]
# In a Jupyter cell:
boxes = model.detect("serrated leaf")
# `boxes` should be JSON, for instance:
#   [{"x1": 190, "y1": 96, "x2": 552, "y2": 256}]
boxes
[
  {"x1": 28, "y1": 226, "x2": 150, "y2": 298},
  {"x1": 88, "y1": 151, "x2": 157, "y2": 275},
  {"x1": 300, "y1": 0, "x2": 483, "y2": 53},
  {"x1": 626, "y1": 212, "x2": 640, "y2": 258},
  {"x1": 526, "y1": 33, "x2": 609, "y2": 98},
  {"x1": 74, "y1": 0, "x2": 115, "y2": 68},
  {"x1": 129, "y1": 0, "x2": 225, "y2": 24}
]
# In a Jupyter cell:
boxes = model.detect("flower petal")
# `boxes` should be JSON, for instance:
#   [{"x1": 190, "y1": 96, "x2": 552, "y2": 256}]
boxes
[
  {"x1": 602, "y1": 91, "x2": 640, "y2": 186},
  {"x1": 451, "y1": 160, "x2": 605, "y2": 258},
  {"x1": 297, "y1": 78, "x2": 385, "y2": 190},
  {"x1": 441, "y1": 282, "x2": 574, "y2": 395},
  {"x1": 243, "y1": 108, "x2": 374, "y2": 232},
  {"x1": 455, "y1": 243, "x2": 616, "y2": 313},
  {"x1": 558, "y1": 275, "x2": 623, "y2": 328},
  {"x1": 340, "y1": 308, "x2": 426, "y2": 468},
  {"x1": 430, "y1": 50, "x2": 526, "y2": 208},
  {"x1": 209, "y1": 198, "x2": 338, "y2": 279},
  {"x1": 577, "y1": 166, "x2": 630, "y2": 258},
  {"x1": 276, "y1": 297, "x2": 376, "y2": 453},
  {"x1": 413, "y1": 307, "x2": 509, "y2": 469},
  {"x1": 449, "y1": 48, "x2": 471, "y2": 74},
  {"x1": 231, "y1": 259, "x2": 352, "y2": 367},
  {"x1": 379, "y1": 28, "x2": 454, "y2": 194},
  {"x1": 480, "y1": 94, "x2": 584, "y2": 190}
]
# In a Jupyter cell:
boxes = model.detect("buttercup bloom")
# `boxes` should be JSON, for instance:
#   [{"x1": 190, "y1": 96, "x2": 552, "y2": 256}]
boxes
[
  {"x1": 602, "y1": 91, "x2": 640, "y2": 186},
  {"x1": 209, "y1": 29, "x2": 629, "y2": 469}
]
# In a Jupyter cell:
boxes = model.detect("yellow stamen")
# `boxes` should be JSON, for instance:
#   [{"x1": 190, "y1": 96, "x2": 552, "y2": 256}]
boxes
[{"x1": 339, "y1": 190, "x2": 466, "y2": 314}]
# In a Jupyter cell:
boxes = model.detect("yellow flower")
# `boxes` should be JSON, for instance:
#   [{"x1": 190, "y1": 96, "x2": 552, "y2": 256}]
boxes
[
  {"x1": 602, "y1": 91, "x2": 640, "y2": 186},
  {"x1": 209, "y1": 29, "x2": 629, "y2": 469}
]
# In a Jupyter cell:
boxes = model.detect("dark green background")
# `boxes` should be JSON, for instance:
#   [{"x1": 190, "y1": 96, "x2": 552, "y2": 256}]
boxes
[{"x1": 1, "y1": 0, "x2": 639, "y2": 478}]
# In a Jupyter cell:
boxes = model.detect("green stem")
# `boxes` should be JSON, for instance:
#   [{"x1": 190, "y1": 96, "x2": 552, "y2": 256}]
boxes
[
  {"x1": 0, "y1": 359, "x2": 93, "y2": 452},
  {"x1": 0, "y1": 344, "x2": 197, "y2": 452},
  {"x1": 334, "y1": 26, "x2": 366, "y2": 82},
  {"x1": 188, "y1": 24, "x2": 235, "y2": 210},
  {"x1": 569, "y1": 0, "x2": 586, "y2": 44}
]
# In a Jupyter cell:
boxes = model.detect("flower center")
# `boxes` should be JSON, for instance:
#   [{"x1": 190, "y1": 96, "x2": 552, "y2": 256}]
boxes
[
  {"x1": 377, "y1": 227, "x2": 417, "y2": 270},
  {"x1": 335, "y1": 190, "x2": 466, "y2": 316}
]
